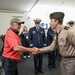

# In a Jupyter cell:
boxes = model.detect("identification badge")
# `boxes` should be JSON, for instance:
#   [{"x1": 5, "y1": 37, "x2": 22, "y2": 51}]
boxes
[
  {"x1": 33, "y1": 31, "x2": 36, "y2": 34},
  {"x1": 40, "y1": 31, "x2": 43, "y2": 34}
]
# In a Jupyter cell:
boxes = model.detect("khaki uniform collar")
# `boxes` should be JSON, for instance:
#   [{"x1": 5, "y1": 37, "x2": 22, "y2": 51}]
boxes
[{"x1": 57, "y1": 25, "x2": 64, "y2": 34}]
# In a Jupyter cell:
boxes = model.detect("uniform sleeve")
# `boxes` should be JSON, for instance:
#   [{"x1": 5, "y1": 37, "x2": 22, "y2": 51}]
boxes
[
  {"x1": 67, "y1": 29, "x2": 75, "y2": 46},
  {"x1": 38, "y1": 36, "x2": 56, "y2": 53},
  {"x1": 43, "y1": 29, "x2": 46, "y2": 47},
  {"x1": 28, "y1": 28, "x2": 33, "y2": 47},
  {"x1": 46, "y1": 30, "x2": 54, "y2": 46}
]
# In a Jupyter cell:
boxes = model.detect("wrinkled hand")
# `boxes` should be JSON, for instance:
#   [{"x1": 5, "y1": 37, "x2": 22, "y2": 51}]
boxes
[{"x1": 32, "y1": 47, "x2": 38, "y2": 54}]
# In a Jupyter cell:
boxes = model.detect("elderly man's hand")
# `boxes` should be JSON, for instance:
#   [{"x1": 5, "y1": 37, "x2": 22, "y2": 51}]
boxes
[{"x1": 32, "y1": 47, "x2": 38, "y2": 54}]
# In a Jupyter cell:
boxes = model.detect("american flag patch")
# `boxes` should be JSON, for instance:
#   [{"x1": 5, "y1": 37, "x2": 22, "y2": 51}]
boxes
[{"x1": 60, "y1": 38, "x2": 65, "y2": 42}]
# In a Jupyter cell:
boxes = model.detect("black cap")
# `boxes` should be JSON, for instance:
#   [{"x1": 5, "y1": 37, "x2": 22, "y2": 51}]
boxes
[{"x1": 67, "y1": 21, "x2": 74, "y2": 24}]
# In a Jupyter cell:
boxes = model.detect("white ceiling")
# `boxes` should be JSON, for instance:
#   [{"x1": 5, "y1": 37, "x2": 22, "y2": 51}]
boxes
[
  {"x1": 0, "y1": 0, "x2": 37, "y2": 12},
  {"x1": 0, "y1": 0, "x2": 75, "y2": 13}
]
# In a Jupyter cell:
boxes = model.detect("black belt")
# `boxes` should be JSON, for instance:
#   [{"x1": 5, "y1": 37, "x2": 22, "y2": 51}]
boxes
[{"x1": 63, "y1": 56, "x2": 75, "y2": 58}]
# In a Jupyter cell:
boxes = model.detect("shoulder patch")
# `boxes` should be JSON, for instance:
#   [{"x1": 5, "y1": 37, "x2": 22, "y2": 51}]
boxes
[{"x1": 64, "y1": 26, "x2": 70, "y2": 30}]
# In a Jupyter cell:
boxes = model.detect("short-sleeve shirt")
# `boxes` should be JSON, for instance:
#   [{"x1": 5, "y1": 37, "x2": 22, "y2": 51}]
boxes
[{"x1": 2, "y1": 29, "x2": 20, "y2": 62}]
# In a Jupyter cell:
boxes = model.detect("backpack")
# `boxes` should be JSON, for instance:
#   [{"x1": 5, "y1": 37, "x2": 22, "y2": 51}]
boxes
[{"x1": 0, "y1": 35, "x2": 5, "y2": 55}]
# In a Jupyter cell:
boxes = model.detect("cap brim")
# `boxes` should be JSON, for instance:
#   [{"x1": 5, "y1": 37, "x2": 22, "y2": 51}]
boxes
[{"x1": 18, "y1": 22, "x2": 25, "y2": 24}]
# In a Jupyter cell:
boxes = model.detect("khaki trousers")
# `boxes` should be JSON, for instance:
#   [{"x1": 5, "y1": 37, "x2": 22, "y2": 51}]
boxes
[{"x1": 61, "y1": 57, "x2": 75, "y2": 75}]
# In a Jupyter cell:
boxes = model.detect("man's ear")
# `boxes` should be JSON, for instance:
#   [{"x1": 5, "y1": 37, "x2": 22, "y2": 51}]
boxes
[{"x1": 55, "y1": 19, "x2": 58, "y2": 25}]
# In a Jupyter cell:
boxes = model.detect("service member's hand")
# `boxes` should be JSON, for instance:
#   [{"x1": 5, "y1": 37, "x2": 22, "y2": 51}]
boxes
[{"x1": 32, "y1": 47, "x2": 38, "y2": 54}]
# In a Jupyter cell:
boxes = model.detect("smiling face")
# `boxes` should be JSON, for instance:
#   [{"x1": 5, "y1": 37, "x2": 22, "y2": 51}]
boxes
[
  {"x1": 50, "y1": 19, "x2": 58, "y2": 30},
  {"x1": 11, "y1": 22, "x2": 22, "y2": 32}
]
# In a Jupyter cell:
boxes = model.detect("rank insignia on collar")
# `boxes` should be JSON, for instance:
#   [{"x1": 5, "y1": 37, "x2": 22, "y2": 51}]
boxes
[{"x1": 64, "y1": 26, "x2": 70, "y2": 30}]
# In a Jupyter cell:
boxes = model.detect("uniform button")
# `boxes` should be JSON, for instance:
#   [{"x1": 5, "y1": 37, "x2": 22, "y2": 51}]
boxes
[{"x1": 38, "y1": 42, "x2": 40, "y2": 43}]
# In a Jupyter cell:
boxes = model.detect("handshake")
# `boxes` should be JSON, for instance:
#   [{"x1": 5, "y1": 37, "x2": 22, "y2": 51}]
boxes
[
  {"x1": 31, "y1": 46, "x2": 51, "y2": 54},
  {"x1": 30, "y1": 46, "x2": 47, "y2": 54},
  {"x1": 31, "y1": 47, "x2": 39, "y2": 54}
]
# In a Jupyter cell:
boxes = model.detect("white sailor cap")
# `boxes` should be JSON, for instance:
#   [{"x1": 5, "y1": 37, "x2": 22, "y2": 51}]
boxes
[{"x1": 33, "y1": 18, "x2": 42, "y2": 23}]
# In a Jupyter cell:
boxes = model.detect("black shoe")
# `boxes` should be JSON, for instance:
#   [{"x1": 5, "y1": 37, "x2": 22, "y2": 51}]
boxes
[
  {"x1": 48, "y1": 66, "x2": 53, "y2": 70},
  {"x1": 39, "y1": 70, "x2": 44, "y2": 73},
  {"x1": 35, "y1": 70, "x2": 38, "y2": 74},
  {"x1": 52, "y1": 66, "x2": 56, "y2": 69}
]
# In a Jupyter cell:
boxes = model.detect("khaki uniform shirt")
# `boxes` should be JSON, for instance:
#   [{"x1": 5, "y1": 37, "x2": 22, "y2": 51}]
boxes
[{"x1": 39, "y1": 26, "x2": 75, "y2": 57}]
